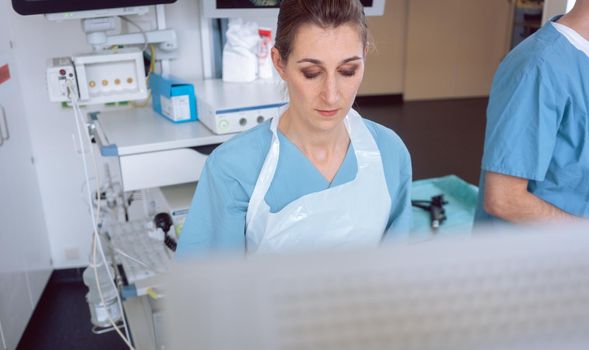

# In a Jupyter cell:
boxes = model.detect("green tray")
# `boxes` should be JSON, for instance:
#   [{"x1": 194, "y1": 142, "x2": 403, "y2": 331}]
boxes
[{"x1": 411, "y1": 175, "x2": 479, "y2": 238}]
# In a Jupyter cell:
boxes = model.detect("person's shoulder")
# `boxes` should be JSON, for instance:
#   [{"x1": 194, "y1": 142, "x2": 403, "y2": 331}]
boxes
[
  {"x1": 363, "y1": 118, "x2": 406, "y2": 150},
  {"x1": 498, "y1": 23, "x2": 566, "y2": 79},
  {"x1": 206, "y1": 120, "x2": 273, "y2": 177},
  {"x1": 362, "y1": 118, "x2": 410, "y2": 165}
]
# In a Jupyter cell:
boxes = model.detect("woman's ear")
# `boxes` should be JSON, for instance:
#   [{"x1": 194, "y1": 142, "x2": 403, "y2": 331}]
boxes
[{"x1": 271, "y1": 47, "x2": 287, "y2": 80}]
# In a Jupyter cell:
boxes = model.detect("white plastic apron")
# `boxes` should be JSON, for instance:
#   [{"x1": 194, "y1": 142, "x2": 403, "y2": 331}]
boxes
[{"x1": 245, "y1": 108, "x2": 392, "y2": 254}]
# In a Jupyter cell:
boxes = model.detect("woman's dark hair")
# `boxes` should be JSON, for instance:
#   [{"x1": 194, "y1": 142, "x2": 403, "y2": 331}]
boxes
[{"x1": 274, "y1": 0, "x2": 368, "y2": 62}]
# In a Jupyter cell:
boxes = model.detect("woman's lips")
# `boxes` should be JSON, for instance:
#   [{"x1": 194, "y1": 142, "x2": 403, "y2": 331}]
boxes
[{"x1": 317, "y1": 109, "x2": 339, "y2": 117}]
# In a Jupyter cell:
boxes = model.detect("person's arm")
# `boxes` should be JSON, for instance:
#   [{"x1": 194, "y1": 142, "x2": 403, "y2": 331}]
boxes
[
  {"x1": 483, "y1": 171, "x2": 578, "y2": 222},
  {"x1": 175, "y1": 156, "x2": 248, "y2": 259}
]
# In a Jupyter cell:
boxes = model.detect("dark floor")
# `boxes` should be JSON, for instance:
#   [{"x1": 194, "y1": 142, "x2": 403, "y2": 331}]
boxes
[
  {"x1": 17, "y1": 269, "x2": 126, "y2": 350},
  {"x1": 355, "y1": 96, "x2": 487, "y2": 185},
  {"x1": 18, "y1": 96, "x2": 488, "y2": 350}
]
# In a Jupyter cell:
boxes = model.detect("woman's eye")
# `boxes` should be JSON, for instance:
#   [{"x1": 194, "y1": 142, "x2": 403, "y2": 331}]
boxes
[
  {"x1": 302, "y1": 71, "x2": 321, "y2": 79},
  {"x1": 340, "y1": 69, "x2": 356, "y2": 77}
]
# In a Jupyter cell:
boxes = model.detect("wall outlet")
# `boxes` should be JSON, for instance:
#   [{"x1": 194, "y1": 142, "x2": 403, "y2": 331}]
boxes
[{"x1": 64, "y1": 247, "x2": 80, "y2": 261}]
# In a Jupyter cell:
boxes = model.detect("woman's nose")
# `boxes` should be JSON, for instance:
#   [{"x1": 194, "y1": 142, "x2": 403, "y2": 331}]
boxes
[{"x1": 321, "y1": 75, "x2": 339, "y2": 105}]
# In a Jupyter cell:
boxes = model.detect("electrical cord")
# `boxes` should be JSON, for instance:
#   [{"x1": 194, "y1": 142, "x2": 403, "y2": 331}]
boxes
[
  {"x1": 0, "y1": 315, "x2": 6, "y2": 349},
  {"x1": 67, "y1": 80, "x2": 135, "y2": 350},
  {"x1": 73, "y1": 106, "x2": 132, "y2": 346},
  {"x1": 119, "y1": 15, "x2": 149, "y2": 53},
  {"x1": 80, "y1": 177, "x2": 97, "y2": 215},
  {"x1": 115, "y1": 248, "x2": 158, "y2": 272},
  {"x1": 117, "y1": 17, "x2": 155, "y2": 108},
  {"x1": 73, "y1": 100, "x2": 134, "y2": 349},
  {"x1": 147, "y1": 43, "x2": 156, "y2": 82},
  {"x1": 131, "y1": 43, "x2": 156, "y2": 108},
  {"x1": 71, "y1": 97, "x2": 126, "y2": 341}
]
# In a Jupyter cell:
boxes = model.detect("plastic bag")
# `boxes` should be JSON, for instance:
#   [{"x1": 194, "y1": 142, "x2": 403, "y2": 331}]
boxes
[{"x1": 222, "y1": 18, "x2": 259, "y2": 82}]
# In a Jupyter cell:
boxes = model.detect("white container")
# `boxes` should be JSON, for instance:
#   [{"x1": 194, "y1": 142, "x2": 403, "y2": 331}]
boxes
[
  {"x1": 82, "y1": 260, "x2": 122, "y2": 328},
  {"x1": 258, "y1": 28, "x2": 274, "y2": 80}
]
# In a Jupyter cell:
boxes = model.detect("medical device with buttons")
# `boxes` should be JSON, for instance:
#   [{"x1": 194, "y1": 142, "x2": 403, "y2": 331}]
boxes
[
  {"x1": 47, "y1": 48, "x2": 148, "y2": 105},
  {"x1": 194, "y1": 79, "x2": 288, "y2": 135}
]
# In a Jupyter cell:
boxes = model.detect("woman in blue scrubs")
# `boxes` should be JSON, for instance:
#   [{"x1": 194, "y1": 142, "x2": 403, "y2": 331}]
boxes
[{"x1": 177, "y1": 0, "x2": 412, "y2": 256}]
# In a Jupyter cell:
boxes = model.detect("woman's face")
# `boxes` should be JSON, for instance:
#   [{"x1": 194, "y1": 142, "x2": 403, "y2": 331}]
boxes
[{"x1": 273, "y1": 23, "x2": 366, "y2": 133}]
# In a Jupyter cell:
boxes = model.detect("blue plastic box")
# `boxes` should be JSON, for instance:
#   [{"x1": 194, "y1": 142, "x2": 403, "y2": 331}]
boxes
[{"x1": 150, "y1": 73, "x2": 197, "y2": 123}]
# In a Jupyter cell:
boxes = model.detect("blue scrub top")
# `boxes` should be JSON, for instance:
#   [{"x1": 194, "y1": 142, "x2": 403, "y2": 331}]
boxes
[
  {"x1": 177, "y1": 117, "x2": 412, "y2": 257},
  {"x1": 476, "y1": 19, "x2": 589, "y2": 222}
]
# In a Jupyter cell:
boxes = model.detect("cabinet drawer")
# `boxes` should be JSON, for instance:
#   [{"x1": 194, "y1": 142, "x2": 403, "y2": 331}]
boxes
[{"x1": 120, "y1": 148, "x2": 208, "y2": 191}]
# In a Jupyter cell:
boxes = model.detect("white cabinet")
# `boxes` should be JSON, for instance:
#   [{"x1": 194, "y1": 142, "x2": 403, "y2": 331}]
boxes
[
  {"x1": 0, "y1": 2, "x2": 52, "y2": 349},
  {"x1": 0, "y1": 54, "x2": 52, "y2": 350},
  {"x1": 94, "y1": 108, "x2": 232, "y2": 192}
]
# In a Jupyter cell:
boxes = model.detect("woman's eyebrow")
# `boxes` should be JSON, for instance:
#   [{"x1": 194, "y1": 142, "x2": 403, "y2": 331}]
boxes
[
  {"x1": 296, "y1": 56, "x2": 362, "y2": 65},
  {"x1": 296, "y1": 58, "x2": 322, "y2": 64},
  {"x1": 340, "y1": 56, "x2": 362, "y2": 64}
]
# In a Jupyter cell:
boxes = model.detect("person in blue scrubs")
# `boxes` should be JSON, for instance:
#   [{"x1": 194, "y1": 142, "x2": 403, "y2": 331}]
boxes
[
  {"x1": 476, "y1": 0, "x2": 589, "y2": 224},
  {"x1": 177, "y1": 0, "x2": 412, "y2": 256}
]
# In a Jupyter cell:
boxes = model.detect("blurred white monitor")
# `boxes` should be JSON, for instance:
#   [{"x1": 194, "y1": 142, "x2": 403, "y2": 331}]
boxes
[
  {"x1": 164, "y1": 224, "x2": 589, "y2": 350},
  {"x1": 202, "y1": 0, "x2": 385, "y2": 18}
]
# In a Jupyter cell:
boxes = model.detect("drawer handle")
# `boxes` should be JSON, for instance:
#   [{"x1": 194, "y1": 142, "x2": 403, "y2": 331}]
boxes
[{"x1": 0, "y1": 104, "x2": 8, "y2": 143}]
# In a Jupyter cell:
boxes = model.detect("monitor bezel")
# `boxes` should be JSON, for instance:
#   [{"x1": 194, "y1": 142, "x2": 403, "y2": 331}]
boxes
[
  {"x1": 202, "y1": 0, "x2": 385, "y2": 18},
  {"x1": 11, "y1": 0, "x2": 177, "y2": 16}
]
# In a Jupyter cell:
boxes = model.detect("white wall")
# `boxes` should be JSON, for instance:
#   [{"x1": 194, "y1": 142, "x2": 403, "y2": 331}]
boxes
[
  {"x1": 6, "y1": 0, "x2": 204, "y2": 268},
  {"x1": 166, "y1": 0, "x2": 205, "y2": 79}
]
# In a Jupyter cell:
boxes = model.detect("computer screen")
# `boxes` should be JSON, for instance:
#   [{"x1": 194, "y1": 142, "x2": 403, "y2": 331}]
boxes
[
  {"x1": 202, "y1": 0, "x2": 385, "y2": 18},
  {"x1": 11, "y1": 0, "x2": 176, "y2": 16},
  {"x1": 164, "y1": 224, "x2": 589, "y2": 350}
]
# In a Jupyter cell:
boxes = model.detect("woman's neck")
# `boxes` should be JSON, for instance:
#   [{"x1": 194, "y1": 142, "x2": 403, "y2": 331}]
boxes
[{"x1": 278, "y1": 108, "x2": 350, "y2": 182}]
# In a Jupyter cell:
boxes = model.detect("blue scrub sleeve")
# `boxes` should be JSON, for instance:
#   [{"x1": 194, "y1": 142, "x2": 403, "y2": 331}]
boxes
[
  {"x1": 175, "y1": 156, "x2": 248, "y2": 258},
  {"x1": 482, "y1": 65, "x2": 560, "y2": 181}
]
